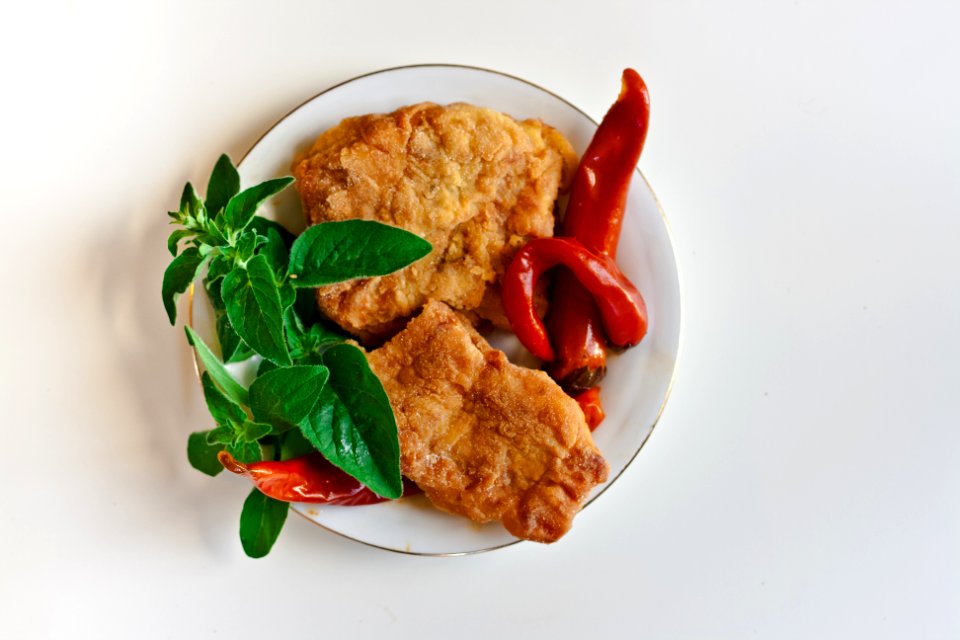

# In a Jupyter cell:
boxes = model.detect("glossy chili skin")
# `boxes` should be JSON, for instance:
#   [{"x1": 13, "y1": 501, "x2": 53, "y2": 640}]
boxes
[
  {"x1": 502, "y1": 236, "x2": 647, "y2": 362},
  {"x1": 547, "y1": 276, "x2": 607, "y2": 390},
  {"x1": 561, "y1": 68, "x2": 650, "y2": 259},
  {"x1": 547, "y1": 69, "x2": 651, "y2": 390},
  {"x1": 218, "y1": 451, "x2": 418, "y2": 506},
  {"x1": 573, "y1": 386, "x2": 605, "y2": 431}
]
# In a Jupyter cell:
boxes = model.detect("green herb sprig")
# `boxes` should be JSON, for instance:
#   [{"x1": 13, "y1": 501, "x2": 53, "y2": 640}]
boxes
[{"x1": 163, "y1": 154, "x2": 431, "y2": 558}]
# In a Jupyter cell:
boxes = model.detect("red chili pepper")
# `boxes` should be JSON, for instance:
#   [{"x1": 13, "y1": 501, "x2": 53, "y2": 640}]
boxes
[
  {"x1": 546, "y1": 282, "x2": 607, "y2": 390},
  {"x1": 547, "y1": 69, "x2": 651, "y2": 390},
  {"x1": 562, "y1": 68, "x2": 650, "y2": 258},
  {"x1": 573, "y1": 386, "x2": 605, "y2": 431},
  {"x1": 502, "y1": 237, "x2": 647, "y2": 362},
  {"x1": 218, "y1": 451, "x2": 419, "y2": 506}
]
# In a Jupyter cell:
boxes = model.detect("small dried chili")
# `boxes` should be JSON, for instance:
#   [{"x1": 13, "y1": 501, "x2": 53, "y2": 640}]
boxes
[
  {"x1": 547, "y1": 68, "x2": 651, "y2": 390},
  {"x1": 502, "y1": 236, "x2": 646, "y2": 362},
  {"x1": 218, "y1": 451, "x2": 418, "y2": 506}
]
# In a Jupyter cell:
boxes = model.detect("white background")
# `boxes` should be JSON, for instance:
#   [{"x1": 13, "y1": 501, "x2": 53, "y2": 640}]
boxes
[{"x1": 2, "y1": 0, "x2": 958, "y2": 637}]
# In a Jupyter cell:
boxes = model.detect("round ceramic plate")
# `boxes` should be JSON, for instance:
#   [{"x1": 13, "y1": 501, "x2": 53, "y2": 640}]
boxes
[{"x1": 193, "y1": 64, "x2": 681, "y2": 555}]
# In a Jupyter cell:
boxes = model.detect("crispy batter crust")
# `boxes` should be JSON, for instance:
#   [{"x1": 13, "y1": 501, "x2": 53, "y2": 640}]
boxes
[
  {"x1": 366, "y1": 302, "x2": 609, "y2": 542},
  {"x1": 292, "y1": 103, "x2": 576, "y2": 342}
]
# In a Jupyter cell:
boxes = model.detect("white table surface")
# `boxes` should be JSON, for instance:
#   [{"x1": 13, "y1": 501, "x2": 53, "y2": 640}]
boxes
[{"x1": 2, "y1": 1, "x2": 958, "y2": 637}]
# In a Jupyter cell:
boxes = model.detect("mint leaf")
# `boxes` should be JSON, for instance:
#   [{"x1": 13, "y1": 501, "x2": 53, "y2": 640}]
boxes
[
  {"x1": 227, "y1": 440, "x2": 263, "y2": 464},
  {"x1": 249, "y1": 365, "x2": 328, "y2": 431},
  {"x1": 162, "y1": 247, "x2": 207, "y2": 324},
  {"x1": 283, "y1": 307, "x2": 305, "y2": 356},
  {"x1": 200, "y1": 224, "x2": 227, "y2": 248},
  {"x1": 206, "y1": 255, "x2": 232, "y2": 289},
  {"x1": 301, "y1": 343, "x2": 402, "y2": 499},
  {"x1": 180, "y1": 182, "x2": 202, "y2": 215},
  {"x1": 201, "y1": 372, "x2": 246, "y2": 427},
  {"x1": 237, "y1": 420, "x2": 272, "y2": 443},
  {"x1": 222, "y1": 177, "x2": 294, "y2": 234},
  {"x1": 205, "y1": 418, "x2": 266, "y2": 461},
  {"x1": 187, "y1": 431, "x2": 223, "y2": 477},
  {"x1": 286, "y1": 313, "x2": 343, "y2": 360},
  {"x1": 234, "y1": 229, "x2": 260, "y2": 264},
  {"x1": 206, "y1": 281, "x2": 224, "y2": 312},
  {"x1": 306, "y1": 322, "x2": 343, "y2": 345},
  {"x1": 184, "y1": 325, "x2": 249, "y2": 406},
  {"x1": 222, "y1": 255, "x2": 291, "y2": 365},
  {"x1": 259, "y1": 227, "x2": 289, "y2": 275},
  {"x1": 279, "y1": 279, "x2": 295, "y2": 310},
  {"x1": 205, "y1": 154, "x2": 240, "y2": 217},
  {"x1": 257, "y1": 359, "x2": 278, "y2": 376},
  {"x1": 239, "y1": 489, "x2": 288, "y2": 558},
  {"x1": 249, "y1": 216, "x2": 294, "y2": 247},
  {"x1": 207, "y1": 425, "x2": 234, "y2": 445},
  {"x1": 167, "y1": 229, "x2": 194, "y2": 256},
  {"x1": 280, "y1": 429, "x2": 315, "y2": 461},
  {"x1": 216, "y1": 313, "x2": 253, "y2": 363},
  {"x1": 288, "y1": 220, "x2": 432, "y2": 287}
]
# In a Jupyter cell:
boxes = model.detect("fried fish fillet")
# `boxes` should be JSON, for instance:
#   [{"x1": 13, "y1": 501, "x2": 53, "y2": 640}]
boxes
[
  {"x1": 292, "y1": 103, "x2": 577, "y2": 341},
  {"x1": 366, "y1": 301, "x2": 609, "y2": 542}
]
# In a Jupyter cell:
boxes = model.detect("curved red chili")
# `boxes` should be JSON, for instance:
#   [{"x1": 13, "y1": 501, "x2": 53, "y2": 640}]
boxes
[
  {"x1": 502, "y1": 237, "x2": 647, "y2": 362},
  {"x1": 547, "y1": 68, "x2": 651, "y2": 390},
  {"x1": 218, "y1": 451, "x2": 418, "y2": 506}
]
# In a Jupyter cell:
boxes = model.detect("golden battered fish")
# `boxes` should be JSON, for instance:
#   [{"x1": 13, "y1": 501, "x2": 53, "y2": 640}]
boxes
[
  {"x1": 292, "y1": 102, "x2": 577, "y2": 342},
  {"x1": 366, "y1": 301, "x2": 609, "y2": 542}
]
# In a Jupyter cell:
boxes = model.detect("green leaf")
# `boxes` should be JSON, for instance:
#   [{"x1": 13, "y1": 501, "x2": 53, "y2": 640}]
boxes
[
  {"x1": 187, "y1": 431, "x2": 223, "y2": 477},
  {"x1": 216, "y1": 313, "x2": 253, "y2": 363},
  {"x1": 283, "y1": 307, "x2": 305, "y2": 356},
  {"x1": 205, "y1": 154, "x2": 240, "y2": 217},
  {"x1": 207, "y1": 425, "x2": 234, "y2": 445},
  {"x1": 305, "y1": 322, "x2": 343, "y2": 351},
  {"x1": 180, "y1": 182, "x2": 202, "y2": 214},
  {"x1": 289, "y1": 220, "x2": 432, "y2": 287},
  {"x1": 201, "y1": 372, "x2": 246, "y2": 427},
  {"x1": 222, "y1": 177, "x2": 294, "y2": 234},
  {"x1": 280, "y1": 428, "x2": 315, "y2": 460},
  {"x1": 222, "y1": 255, "x2": 291, "y2": 365},
  {"x1": 301, "y1": 343, "x2": 401, "y2": 498},
  {"x1": 167, "y1": 229, "x2": 194, "y2": 256},
  {"x1": 206, "y1": 255, "x2": 232, "y2": 288},
  {"x1": 293, "y1": 286, "x2": 324, "y2": 327},
  {"x1": 257, "y1": 359, "x2": 278, "y2": 376},
  {"x1": 259, "y1": 228, "x2": 289, "y2": 275},
  {"x1": 201, "y1": 220, "x2": 228, "y2": 248},
  {"x1": 239, "y1": 489, "x2": 288, "y2": 558},
  {"x1": 249, "y1": 365, "x2": 328, "y2": 431},
  {"x1": 162, "y1": 247, "x2": 207, "y2": 324},
  {"x1": 249, "y1": 216, "x2": 295, "y2": 247},
  {"x1": 204, "y1": 285, "x2": 222, "y2": 315},
  {"x1": 286, "y1": 312, "x2": 343, "y2": 359},
  {"x1": 279, "y1": 279, "x2": 296, "y2": 310},
  {"x1": 237, "y1": 420, "x2": 272, "y2": 443},
  {"x1": 184, "y1": 325, "x2": 249, "y2": 406},
  {"x1": 235, "y1": 229, "x2": 260, "y2": 263},
  {"x1": 227, "y1": 440, "x2": 263, "y2": 464}
]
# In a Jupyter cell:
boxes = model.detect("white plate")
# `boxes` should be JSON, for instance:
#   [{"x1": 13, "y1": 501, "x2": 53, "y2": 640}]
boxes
[{"x1": 194, "y1": 64, "x2": 682, "y2": 556}]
